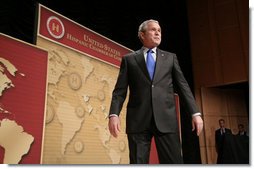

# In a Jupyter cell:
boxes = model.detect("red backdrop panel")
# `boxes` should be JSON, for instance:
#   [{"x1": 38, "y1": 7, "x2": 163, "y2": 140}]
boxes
[{"x1": 0, "y1": 34, "x2": 48, "y2": 164}]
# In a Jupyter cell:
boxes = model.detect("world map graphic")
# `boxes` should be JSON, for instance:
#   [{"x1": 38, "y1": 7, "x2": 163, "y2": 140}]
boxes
[
  {"x1": 39, "y1": 38, "x2": 129, "y2": 164},
  {"x1": 0, "y1": 57, "x2": 34, "y2": 164}
]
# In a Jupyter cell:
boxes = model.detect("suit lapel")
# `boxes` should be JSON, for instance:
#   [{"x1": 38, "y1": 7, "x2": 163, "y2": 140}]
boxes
[
  {"x1": 153, "y1": 49, "x2": 167, "y2": 83},
  {"x1": 134, "y1": 50, "x2": 151, "y2": 81}
]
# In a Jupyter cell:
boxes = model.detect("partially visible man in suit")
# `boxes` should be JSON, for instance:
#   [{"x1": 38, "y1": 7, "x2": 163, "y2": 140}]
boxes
[
  {"x1": 237, "y1": 124, "x2": 247, "y2": 136},
  {"x1": 215, "y1": 119, "x2": 232, "y2": 164},
  {"x1": 108, "y1": 19, "x2": 203, "y2": 164}
]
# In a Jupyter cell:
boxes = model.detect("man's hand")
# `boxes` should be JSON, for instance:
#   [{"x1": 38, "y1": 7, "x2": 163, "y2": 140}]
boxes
[
  {"x1": 192, "y1": 115, "x2": 203, "y2": 136},
  {"x1": 108, "y1": 116, "x2": 121, "y2": 138}
]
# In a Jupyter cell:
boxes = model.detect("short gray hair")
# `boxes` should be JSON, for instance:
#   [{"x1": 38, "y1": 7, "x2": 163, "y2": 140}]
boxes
[{"x1": 138, "y1": 19, "x2": 159, "y2": 39}]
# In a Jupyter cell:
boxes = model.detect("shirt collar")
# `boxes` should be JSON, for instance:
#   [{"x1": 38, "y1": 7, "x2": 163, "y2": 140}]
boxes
[{"x1": 143, "y1": 47, "x2": 157, "y2": 54}]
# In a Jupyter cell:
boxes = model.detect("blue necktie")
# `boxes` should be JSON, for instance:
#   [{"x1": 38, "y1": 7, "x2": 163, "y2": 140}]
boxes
[{"x1": 146, "y1": 49, "x2": 155, "y2": 80}]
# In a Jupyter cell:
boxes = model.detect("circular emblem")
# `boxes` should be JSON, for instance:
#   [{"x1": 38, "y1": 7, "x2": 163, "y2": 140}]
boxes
[
  {"x1": 97, "y1": 90, "x2": 105, "y2": 101},
  {"x1": 46, "y1": 16, "x2": 65, "y2": 39},
  {"x1": 119, "y1": 140, "x2": 126, "y2": 152},
  {"x1": 46, "y1": 105, "x2": 55, "y2": 124},
  {"x1": 76, "y1": 106, "x2": 85, "y2": 118},
  {"x1": 74, "y1": 140, "x2": 84, "y2": 153},
  {"x1": 68, "y1": 72, "x2": 82, "y2": 90}
]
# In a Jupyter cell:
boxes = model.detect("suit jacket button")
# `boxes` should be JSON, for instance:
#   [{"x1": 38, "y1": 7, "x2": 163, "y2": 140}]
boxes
[{"x1": 152, "y1": 85, "x2": 154, "y2": 88}]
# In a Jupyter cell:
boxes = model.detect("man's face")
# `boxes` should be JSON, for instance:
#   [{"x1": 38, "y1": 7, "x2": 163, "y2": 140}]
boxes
[
  {"x1": 238, "y1": 125, "x2": 244, "y2": 132},
  {"x1": 141, "y1": 21, "x2": 161, "y2": 48},
  {"x1": 219, "y1": 120, "x2": 225, "y2": 128}
]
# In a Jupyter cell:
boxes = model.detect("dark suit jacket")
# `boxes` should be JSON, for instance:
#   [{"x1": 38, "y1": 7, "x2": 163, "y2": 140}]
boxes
[
  {"x1": 109, "y1": 48, "x2": 199, "y2": 133},
  {"x1": 215, "y1": 128, "x2": 232, "y2": 163},
  {"x1": 215, "y1": 128, "x2": 232, "y2": 155},
  {"x1": 215, "y1": 128, "x2": 232, "y2": 151},
  {"x1": 237, "y1": 131, "x2": 247, "y2": 136}
]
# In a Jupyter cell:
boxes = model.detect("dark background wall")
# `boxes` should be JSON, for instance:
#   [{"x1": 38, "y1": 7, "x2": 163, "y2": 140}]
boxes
[
  {"x1": 187, "y1": 0, "x2": 249, "y2": 163},
  {"x1": 0, "y1": 0, "x2": 211, "y2": 163},
  {"x1": 0, "y1": 0, "x2": 195, "y2": 87}
]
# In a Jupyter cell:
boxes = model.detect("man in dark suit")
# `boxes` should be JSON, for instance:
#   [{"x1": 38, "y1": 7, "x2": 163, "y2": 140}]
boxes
[
  {"x1": 108, "y1": 19, "x2": 203, "y2": 164},
  {"x1": 237, "y1": 124, "x2": 247, "y2": 136},
  {"x1": 215, "y1": 119, "x2": 232, "y2": 164}
]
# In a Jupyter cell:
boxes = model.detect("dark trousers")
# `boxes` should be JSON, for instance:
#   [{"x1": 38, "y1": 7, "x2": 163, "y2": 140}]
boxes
[{"x1": 127, "y1": 118, "x2": 183, "y2": 164}]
